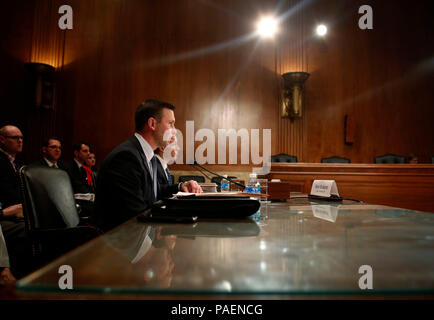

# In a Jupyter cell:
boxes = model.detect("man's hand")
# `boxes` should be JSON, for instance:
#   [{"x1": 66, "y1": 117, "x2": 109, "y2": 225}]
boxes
[
  {"x1": 181, "y1": 180, "x2": 203, "y2": 193},
  {"x1": 3, "y1": 204, "x2": 23, "y2": 218},
  {"x1": 0, "y1": 267, "x2": 16, "y2": 286}
]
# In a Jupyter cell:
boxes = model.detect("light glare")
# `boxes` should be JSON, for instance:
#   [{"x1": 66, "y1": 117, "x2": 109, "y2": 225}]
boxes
[
  {"x1": 316, "y1": 24, "x2": 327, "y2": 36},
  {"x1": 257, "y1": 17, "x2": 278, "y2": 38}
]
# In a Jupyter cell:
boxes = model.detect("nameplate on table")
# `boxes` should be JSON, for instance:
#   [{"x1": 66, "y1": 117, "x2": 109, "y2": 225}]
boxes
[
  {"x1": 310, "y1": 180, "x2": 340, "y2": 198},
  {"x1": 312, "y1": 205, "x2": 340, "y2": 223}
]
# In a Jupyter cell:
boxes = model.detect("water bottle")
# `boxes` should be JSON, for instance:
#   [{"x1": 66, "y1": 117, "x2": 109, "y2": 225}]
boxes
[
  {"x1": 246, "y1": 173, "x2": 261, "y2": 196},
  {"x1": 220, "y1": 175, "x2": 230, "y2": 192},
  {"x1": 246, "y1": 173, "x2": 261, "y2": 219}
]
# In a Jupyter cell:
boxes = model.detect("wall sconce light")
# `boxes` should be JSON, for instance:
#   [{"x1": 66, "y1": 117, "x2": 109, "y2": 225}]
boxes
[
  {"x1": 24, "y1": 62, "x2": 56, "y2": 110},
  {"x1": 281, "y1": 72, "x2": 310, "y2": 119}
]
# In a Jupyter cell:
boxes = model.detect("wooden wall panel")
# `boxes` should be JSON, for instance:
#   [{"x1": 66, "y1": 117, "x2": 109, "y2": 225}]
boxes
[
  {"x1": 0, "y1": 0, "x2": 73, "y2": 163},
  {"x1": 61, "y1": 0, "x2": 282, "y2": 168},
  {"x1": 1, "y1": 0, "x2": 433, "y2": 168},
  {"x1": 0, "y1": 1, "x2": 36, "y2": 163},
  {"x1": 266, "y1": 163, "x2": 434, "y2": 212},
  {"x1": 303, "y1": 0, "x2": 434, "y2": 163}
]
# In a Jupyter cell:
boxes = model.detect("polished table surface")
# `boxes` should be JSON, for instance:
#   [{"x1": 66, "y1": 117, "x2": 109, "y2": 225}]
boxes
[{"x1": 16, "y1": 196, "x2": 434, "y2": 297}]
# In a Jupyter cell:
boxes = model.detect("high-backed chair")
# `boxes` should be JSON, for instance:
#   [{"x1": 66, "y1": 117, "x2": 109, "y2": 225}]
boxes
[
  {"x1": 321, "y1": 156, "x2": 351, "y2": 163},
  {"x1": 271, "y1": 154, "x2": 298, "y2": 163},
  {"x1": 374, "y1": 154, "x2": 405, "y2": 164},
  {"x1": 19, "y1": 166, "x2": 100, "y2": 264},
  {"x1": 178, "y1": 175, "x2": 205, "y2": 183}
]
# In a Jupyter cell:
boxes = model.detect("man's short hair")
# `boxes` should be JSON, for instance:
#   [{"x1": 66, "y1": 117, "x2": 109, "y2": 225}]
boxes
[
  {"x1": 43, "y1": 137, "x2": 62, "y2": 147},
  {"x1": 72, "y1": 141, "x2": 90, "y2": 153},
  {"x1": 135, "y1": 99, "x2": 175, "y2": 131}
]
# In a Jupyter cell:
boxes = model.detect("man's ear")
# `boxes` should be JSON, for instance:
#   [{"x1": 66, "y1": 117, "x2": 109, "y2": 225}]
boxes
[
  {"x1": 73, "y1": 150, "x2": 78, "y2": 158},
  {"x1": 41, "y1": 147, "x2": 47, "y2": 154},
  {"x1": 147, "y1": 117, "x2": 157, "y2": 131}
]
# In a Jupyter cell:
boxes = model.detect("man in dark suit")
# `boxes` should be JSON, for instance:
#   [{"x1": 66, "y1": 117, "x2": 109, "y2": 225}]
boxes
[
  {"x1": 0, "y1": 125, "x2": 23, "y2": 208},
  {"x1": 0, "y1": 125, "x2": 32, "y2": 278},
  {"x1": 66, "y1": 141, "x2": 95, "y2": 194},
  {"x1": 34, "y1": 137, "x2": 67, "y2": 170},
  {"x1": 155, "y1": 140, "x2": 177, "y2": 185},
  {"x1": 155, "y1": 147, "x2": 171, "y2": 185},
  {"x1": 94, "y1": 99, "x2": 202, "y2": 232}
]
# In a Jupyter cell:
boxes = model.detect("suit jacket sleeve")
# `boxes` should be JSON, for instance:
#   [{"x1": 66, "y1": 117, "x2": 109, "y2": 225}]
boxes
[
  {"x1": 158, "y1": 181, "x2": 179, "y2": 199},
  {"x1": 98, "y1": 150, "x2": 152, "y2": 219},
  {"x1": 0, "y1": 160, "x2": 21, "y2": 207}
]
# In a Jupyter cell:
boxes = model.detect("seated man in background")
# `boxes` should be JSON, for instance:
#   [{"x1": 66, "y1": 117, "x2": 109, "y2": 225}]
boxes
[
  {"x1": 0, "y1": 125, "x2": 23, "y2": 207},
  {"x1": 85, "y1": 150, "x2": 98, "y2": 178},
  {"x1": 94, "y1": 99, "x2": 202, "y2": 232},
  {"x1": 154, "y1": 136, "x2": 177, "y2": 186},
  {"x1": 67, "y1": 141, "x2": 95, "y2": 194},
  {"x1": 33, "y1": 137, "x2": 67, "y2": 170},
  {"x1": 0, "y1": 125, "x2": 33, "y2": 278},
  {"x1": 66, "y1": 141, "x2": 96, "y2": 218}
]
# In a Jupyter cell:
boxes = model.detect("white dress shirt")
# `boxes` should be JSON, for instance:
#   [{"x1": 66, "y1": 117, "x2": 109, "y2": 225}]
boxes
[
  {"x1": 134, "y1": 133, "x2": 155, "y2": 176},
  {"x1": 74, "y1": 158, "x2": 83, "y2": 169},
  {"x1": 44, "y1": 157, "x2": 58, "y2": 168}
]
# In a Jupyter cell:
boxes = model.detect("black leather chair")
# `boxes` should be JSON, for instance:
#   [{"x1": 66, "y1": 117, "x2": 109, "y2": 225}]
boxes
[
  {"x1": 374, "y1": 154, "x2": 405, "y2": 164},
  {"x1": 321, "y1": 156, "x2": 351, "y2": 163},
  {"x1": 178, "y1": 175, "x2": 205, "y2": 183},
  {"x1": 19, "y1": 166, "x2": 101, "y2": 264},
  {"x1": 271, "y1": 154, "x2": 298, "y2": 163}
]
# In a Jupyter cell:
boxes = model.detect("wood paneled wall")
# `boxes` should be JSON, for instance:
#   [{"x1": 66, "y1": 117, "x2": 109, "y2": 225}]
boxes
[
  {"x1": 1, "y1": 0, "x2": 433, "y2": 166},
  {"x1": 304, "y1": 0, "x2": 434, "y2": 163}
]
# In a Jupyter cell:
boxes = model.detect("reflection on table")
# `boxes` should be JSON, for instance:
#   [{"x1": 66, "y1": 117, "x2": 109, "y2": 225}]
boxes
[{"x1": 16, "y1": 197, "x2": 434, "y2": 297}]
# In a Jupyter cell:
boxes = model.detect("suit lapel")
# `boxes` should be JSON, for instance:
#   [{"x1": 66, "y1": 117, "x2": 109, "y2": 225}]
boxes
[{"x1": 157, "y1": 159, "x2": 168, "y2": 184}]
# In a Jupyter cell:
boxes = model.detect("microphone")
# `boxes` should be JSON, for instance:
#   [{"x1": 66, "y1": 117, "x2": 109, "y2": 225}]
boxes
[
  {"x1": 190, "y1": 163, "x2": 213, "y2": 181},
  {"x1": 189, "y1": 161, "x2": 246, "y2": 189}
]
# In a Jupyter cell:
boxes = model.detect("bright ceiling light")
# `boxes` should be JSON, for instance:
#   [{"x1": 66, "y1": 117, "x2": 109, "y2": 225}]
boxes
[
  {"x1": 257, "y1": 17, "x2": 278, "y2": 38},
  {"x1": 316, "y1": 24, "x2": 327, "y2": 36}
]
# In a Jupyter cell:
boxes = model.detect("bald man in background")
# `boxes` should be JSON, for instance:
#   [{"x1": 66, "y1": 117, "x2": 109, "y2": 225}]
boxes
[
  {"x1": 0, "y1": 125, "x2": 32, "y2": 277},
  {"x1": 0, "y1": 125, "x2": 24, "y2": 210}
]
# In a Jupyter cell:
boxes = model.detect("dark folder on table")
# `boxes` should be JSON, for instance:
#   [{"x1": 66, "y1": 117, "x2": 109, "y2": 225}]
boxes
[{"x1": 137, "y1": 195, "x2": 260, "y2": 222}]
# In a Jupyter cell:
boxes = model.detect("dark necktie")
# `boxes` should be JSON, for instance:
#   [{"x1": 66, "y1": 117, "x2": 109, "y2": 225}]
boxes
[
  {"x1": 150, "y1": 156, "x2": 158, "y2": 200},
  {"x1": 165, "y1": 167, "x2": 173, "y2": 184}
]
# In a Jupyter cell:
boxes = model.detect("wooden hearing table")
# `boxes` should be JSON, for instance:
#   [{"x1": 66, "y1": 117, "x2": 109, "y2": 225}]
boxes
[{"x1": 12, "y1": 196, "x2": 434, "y2": 299}]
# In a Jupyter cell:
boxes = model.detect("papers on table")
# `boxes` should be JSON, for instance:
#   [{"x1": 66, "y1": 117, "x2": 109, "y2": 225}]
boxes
[
  {"x1": 74, "y1": 193, "x2": 95, "y2": 202},
  {"x1": 173, "y1": 192, "x2": 267, "y2": 198}
]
